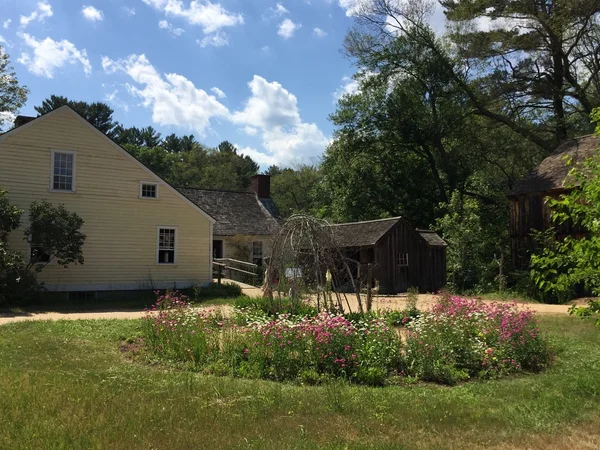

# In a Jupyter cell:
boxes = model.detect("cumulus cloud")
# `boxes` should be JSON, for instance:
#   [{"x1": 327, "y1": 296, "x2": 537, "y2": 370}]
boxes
[
  {"x1": 20, "y1": 1, "x2": 53, "y2": 28},
  {"x1": 210, "y1": 87, "x2": 226, "y2": 98},
  {"x1": 232, "y1": 75, "x2": 329, "y2": 165},
  {"x1": 101, "y1": 54, "x2": 229, "y2": 137},
  {"x1": 82, "y1": 5, "x2": 104, "y2": 22},
  {"x1": 102, "y1": 55, "x2": 329, "y2": 165},
  {"x1": 263, "y1": 3, "x2": 288, "y2": 21},
  {"x1": 104, "y1": 88, "x2": 130, "y2": 111},
  {"x1": 338, "y1": 0, "x2": 364, "y2": 17},
  {"x1": 278, "y1": 18, "x2": 301, "y2": 39},
  {"x1": 159, "y1": 20, "x2": 185, "y2": 36},
  {"x1": 313, "y1": 27, "x2": 327, "y2": 38},
  {"x1": 236, "y1": 145, "x2": 277, "y2": 167},
  {"x1": 18, "y1": 33, "x2": 91, "y2": 78},
  {"x1": 0, "y1": 35, "x2": 11, "y2": 47},
  {"x1": 3, "y1": 19, "x2": 11, "y2": 29},
  {"x1": 197, "y1": 31, "x2": 228, "y2": 47},
  {"x1": 142, "y1": 0, "x2": 243, "y2": 34}
]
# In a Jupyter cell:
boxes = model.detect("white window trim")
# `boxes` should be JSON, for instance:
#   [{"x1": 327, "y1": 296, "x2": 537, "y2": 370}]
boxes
[
  {"x1": 139, "y1": 181, "x2": 160, "y2": 199},
  {"x1": 156, "y1": 226, "x2": 178, "y2": 265},
  {"x1": 50, "y1": 150, "x2": 77, "y2": 193}
]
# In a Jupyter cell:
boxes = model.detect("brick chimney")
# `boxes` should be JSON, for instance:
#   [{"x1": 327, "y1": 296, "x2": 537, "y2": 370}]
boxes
[
  {"x1": 250, "y1": 175, "x2": 271, "y2": 199},
  {"x1": 14, "y1": 115, "x2": 36, "y2": 128}
]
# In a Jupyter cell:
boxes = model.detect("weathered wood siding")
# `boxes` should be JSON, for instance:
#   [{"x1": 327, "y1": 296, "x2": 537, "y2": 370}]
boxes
[
  {"x1": 0, "y1": 108, "x2": 212, "y2": 291},
  {"x1": 374, "y1": 220, "x2": 446, "y2": 294}
]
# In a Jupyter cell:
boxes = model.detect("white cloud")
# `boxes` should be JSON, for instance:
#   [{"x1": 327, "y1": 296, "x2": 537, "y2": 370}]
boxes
[
  {"x1": 232, "y1": 75, "x2": 329, "y2": 165},
  {"x1": 338, "y1": 0, "x2": 364, "y2": 17},
  {"x1": 159, "y1": 20, "x2": 185, "y2": 36},
  {"x1": 236, "y1": 145, "x2": 277, "y2": 167},
  {"x1": 17, "y1": 33, "x2": 91, "y2": 78},
  {"x1": 102, "y1": 55, "x2": 329, "y2": 166},
  {"x1": 243, "y1": 126, "x2": 258, "y2": 136},
  {"x1": 20, "y1": 1, "x2": 53, "y2": 28},
  {"x1": 101, "y1": 54, "x2": 229, "y2": 137},
  {"x1": 0, "y1": 35, "x2": 11, "y2": 47},
  {"x1": 104, "y1": 88, "x2": 129, "y2": 111},
  {"x1": 123, "y1": 6, "x2": 136, "y2": 16},
  {"x1": 3, "y1": 19, "x2": 11, "y2": 29},
  {"x1": 313, "y1": 27, "x2": 327, "y2": 38},
  {"x1": 333, "y1": 76, "x2": 359, "y2": 101},
  {"x1": 142, "y1": 0, "x2": 243, "y2": 34},
  {"x1": 82, "y1": 5, "x2": 104, "y2": 22},
  {"x1": 197, "y1": 31, "x2": 228, "y2": 47},
  {"x1": 211, "y1": 87, "x2": 226, "y2": 99},
  {"x1": 263, "y1": 3, "x2": 288, "y2": 21},
  {"x1": 278, "y1": 18, "x2": 301, "y2": 39},
  {"x1": 261, "y1": 45, "x2": 270, "y2": 54}
]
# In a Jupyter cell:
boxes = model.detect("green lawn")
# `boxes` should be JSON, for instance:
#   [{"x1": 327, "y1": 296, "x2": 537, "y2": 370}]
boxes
[{"x1": 0, "y1": 316, "x2": 599, "y2": 449}]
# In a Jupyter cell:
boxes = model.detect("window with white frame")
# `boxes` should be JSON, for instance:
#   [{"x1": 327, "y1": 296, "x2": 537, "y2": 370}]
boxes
[
  {"x1": 397, "y1": 252, "x2": 409, "y2": 267},
  {"x1": 157, "y1": 228, "x2": 177, "y2": 264},
  {"x1": 140, "y1": 182, "x2": 158, "y2": 199},
  {"x1": 252, "y1": 241, "x2": 264, "y2": 265},
  {"x1": 51, "y1": 151, "x2": 75, "y2": 191}
]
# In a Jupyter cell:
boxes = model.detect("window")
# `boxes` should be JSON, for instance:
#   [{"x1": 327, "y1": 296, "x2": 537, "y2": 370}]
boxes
[
  {"x1": 30, "y1": 246, "x2": 52, "y2": 264},
  {"x1": 157, "y1": 228, "x2": 177, "y2": 264},
  {"x1": 397, "y1": 253, "x2": 409, "y2": 267},
  {"x1": 252, "y1": 241, "x2": 263, "y2": 265},
  {"x1": 140, "y1": 182, "x2": 159, "y2": 199},
  {"x1": 51, "y1": 151, "x2": 75, "y2": 192}
]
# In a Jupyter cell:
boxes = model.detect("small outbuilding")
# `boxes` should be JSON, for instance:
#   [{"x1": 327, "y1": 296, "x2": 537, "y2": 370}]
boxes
[
  {"x1": 330, "y1": 217, "x2": 446, "y2": 294},
  {"x1": 508, "y1": 134, "x2": 599, "y2": 269}
]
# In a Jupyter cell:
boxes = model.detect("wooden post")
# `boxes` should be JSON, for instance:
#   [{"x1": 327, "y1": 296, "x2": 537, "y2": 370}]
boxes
[
  {"x1": 366, "y1": 263, "x2": 373, "y2": 312},
  {"x1": 217, "y1": 264, "x2": 223, "y2": 285}
]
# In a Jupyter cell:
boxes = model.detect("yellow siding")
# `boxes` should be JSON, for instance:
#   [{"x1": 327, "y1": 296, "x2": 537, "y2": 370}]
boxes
[{"x1": 0, "y1": 108, "x2": 212, "y2": 291}]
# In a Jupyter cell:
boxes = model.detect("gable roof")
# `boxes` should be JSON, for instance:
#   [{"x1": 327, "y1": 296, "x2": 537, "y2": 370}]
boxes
[
  {"x1": 417, "y1": 229, "x2": 447, "y2": 247},
  {"x1": 0, "y1": 106, "x2": 215, "y2": 224},
  {"x1": 330, "y1": 217, "x2": 403, "y2": 247},
  {"x1": 509, "y1": 134, "x2": 600, "y2": 196},
  {"x1": 179, "y1": 188, "x2": 280, "y2": 236}
]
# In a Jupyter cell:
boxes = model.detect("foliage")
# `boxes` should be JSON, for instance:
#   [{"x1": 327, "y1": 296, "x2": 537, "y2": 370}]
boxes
[
  {"x1": 405, "y1": 294, "x2": 552, "y2": 384},
  {"x1": 0, "y1": 46, "x2": 28, "y2": 132},
  {"x1": 233, "y1": 295, "x2": 317, "y2": 320},
  {"x1": 140, "y1": 291, "x2": 551, "y2": 386},
  {"x1": 25, "y1": 200, "x2": 86, "y2": 270},
  {"x1": 530, "y1": 128, "x2": 600, "y2": 305},
  {"x1": 34, "y1": 95, "x2": 119, "y2": 137},
  {"x1": 193, "y1": 282, "x2": 242, "y2": 300},
  {"x1": 266, "y1": 164, "x2": 324, "y2": 218},
  {"x1": 569, "y1": 300, "x2": 600, "y2": 326}
]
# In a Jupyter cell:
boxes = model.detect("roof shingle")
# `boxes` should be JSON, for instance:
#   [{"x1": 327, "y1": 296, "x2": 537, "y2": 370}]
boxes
[
  {"x1": 509, "y1": 134, "x2": 599, "y2": 196},
  {"x1": 179, "y1": 188, "x2": 280, "y2": 236},
  {"x1": 330, "y1": 217, "x2": 403, "y2": 247}
]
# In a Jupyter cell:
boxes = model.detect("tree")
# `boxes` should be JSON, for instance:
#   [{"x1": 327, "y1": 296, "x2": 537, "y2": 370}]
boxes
[
  {"x1": 346, "y1": 0, "x2": 599, "y2": 152},
  {"x1": 269, "y1": 165, "x2": 324, "y2": 218},
  {"x1": 35, "y1": 95, "x2": 119, "y2": 137},
  {"x1": 116, "y1": 126, "x2": 162, "y2": 147},
  {"x1": 0, "y1": 46, "x2": 29, "y2": 131},
  {"x1": 25, "y1": 200, "x2": 86, "y2": 271}
]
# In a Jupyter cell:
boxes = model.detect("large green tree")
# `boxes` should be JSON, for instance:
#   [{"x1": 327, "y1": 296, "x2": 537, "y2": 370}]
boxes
[
  {"x1": 0, "y1": 47, "x2": 28, "y2": 131},
  {"x1": 35, "y1": 96, "x2": 120, "y2": 137},
  {"x1": 268, "y1": 165, "x2": 324, "y2": 218}
]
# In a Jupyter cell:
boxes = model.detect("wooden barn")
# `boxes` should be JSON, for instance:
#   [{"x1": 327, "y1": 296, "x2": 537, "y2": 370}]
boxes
[
  {"x1": 508, "y1": 134, "x2": 599, "y2": 269},
  {"x1": 330, "y1": 217, "x2": 446, "y2": 294}
]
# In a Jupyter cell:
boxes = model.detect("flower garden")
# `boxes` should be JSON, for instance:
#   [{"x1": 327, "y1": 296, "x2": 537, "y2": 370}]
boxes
[{"x1": 138, "y1": 291, "x2": 553, "y2": 386}]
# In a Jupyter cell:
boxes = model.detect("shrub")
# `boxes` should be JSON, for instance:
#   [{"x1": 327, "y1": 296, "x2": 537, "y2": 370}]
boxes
[
  {"x1": 233, "y1": 296, "x2": 317, "y2": 318},
  {"x1": 405, "y1": 295, "x2": 552, "y2": 384},
  {"x1": 194, "y1": 282, "x2": 242, "y2": 300}
]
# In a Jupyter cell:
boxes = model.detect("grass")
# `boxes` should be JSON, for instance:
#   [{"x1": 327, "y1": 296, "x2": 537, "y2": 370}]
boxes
[{"x1": 0, "y1": 316, "x2": 599, "y2": 449}]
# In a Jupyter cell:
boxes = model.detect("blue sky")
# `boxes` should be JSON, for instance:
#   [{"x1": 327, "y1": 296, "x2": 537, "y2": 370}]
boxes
[{"x1": 0, "y1": 0, "x2": 447, "y2": 167}]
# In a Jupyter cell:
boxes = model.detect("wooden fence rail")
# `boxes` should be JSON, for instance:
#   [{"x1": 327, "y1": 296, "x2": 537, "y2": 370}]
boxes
[{"x1": 213, "y1": 258, "x2": 260, "y2": 285}]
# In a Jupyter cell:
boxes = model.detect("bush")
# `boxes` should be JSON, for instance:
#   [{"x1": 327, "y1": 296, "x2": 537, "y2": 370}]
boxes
[
  {"x1": 233, "y1": 296, "x2": 317, "y2": 318},
  {"x1": 194, "y1": 282, "x2": 242, "y2": 300},
  {"x1": 404, "y1": 294, "x2": 552, "y2": 384}
]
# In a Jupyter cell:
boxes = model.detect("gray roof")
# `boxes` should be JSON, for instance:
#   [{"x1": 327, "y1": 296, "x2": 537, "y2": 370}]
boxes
[
  {"x1": 330, "y1": 217, "x2": 403, "y2": 247},
  {"x1": 417, "y1": 229, "x2": 447, "y2": 247},
  {"x1": 179, "y1": 188, "x2": 280, "y2": 236},
  {"x1": 510, "y1": 134, "x2": 599, "y2": 196}
]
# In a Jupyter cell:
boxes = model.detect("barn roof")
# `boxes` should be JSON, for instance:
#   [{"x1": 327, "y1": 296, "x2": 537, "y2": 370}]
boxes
[
  {"x1": 179, "y1": 188, "x2": 280, "y2": 236},
  {"x1": 417, "y1": 229, "x2": 447, "y2": 247},
  {"x1": 330, "y1": 217, "x2": 402, "y2": 247},
  {"x1": 509, "y1": 134, "x2": 600, "y2": 196}
]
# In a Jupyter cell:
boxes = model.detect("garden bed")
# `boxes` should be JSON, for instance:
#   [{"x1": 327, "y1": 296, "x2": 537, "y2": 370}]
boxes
[{"x1": 134, "y1": 291, "x2": 553, "y2": 386}]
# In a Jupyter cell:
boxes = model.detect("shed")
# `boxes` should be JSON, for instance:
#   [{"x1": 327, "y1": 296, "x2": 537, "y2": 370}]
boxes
[
  {"x1": 330, "y1": 217, "x2": 446, "y2": 294},
  {"x1": 508, "y1": 134, "x2": 599, "y2": 268}
]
